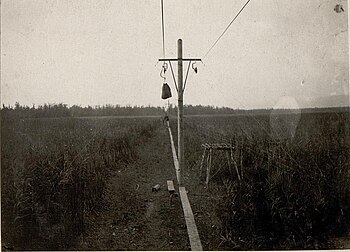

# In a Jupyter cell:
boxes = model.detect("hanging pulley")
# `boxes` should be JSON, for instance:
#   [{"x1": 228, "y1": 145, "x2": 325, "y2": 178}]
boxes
[{"x1": 160, "y1": 63, "x2": 172, "y2": 99}]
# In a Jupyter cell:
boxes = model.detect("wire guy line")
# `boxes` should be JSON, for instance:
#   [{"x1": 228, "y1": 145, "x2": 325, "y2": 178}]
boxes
[{"x1": 203, "y1": 0, "x2": 252, "y2": 60}]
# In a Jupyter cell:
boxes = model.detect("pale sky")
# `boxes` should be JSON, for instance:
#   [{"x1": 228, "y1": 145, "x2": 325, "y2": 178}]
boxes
[{"x1": 1, "y1": 0, "x2": 349, "y2": 109}]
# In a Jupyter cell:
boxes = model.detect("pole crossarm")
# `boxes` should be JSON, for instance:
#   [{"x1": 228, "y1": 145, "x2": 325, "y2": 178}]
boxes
[
  {"x1": 159, "y1": 58, "x2": 202, "y2": 62},
  {"x1": 159, "y1": 40, "x2": 201, "y2": 187},
  {"x1": 159, "y1": 57, "x2": 201, "y2": 93}
]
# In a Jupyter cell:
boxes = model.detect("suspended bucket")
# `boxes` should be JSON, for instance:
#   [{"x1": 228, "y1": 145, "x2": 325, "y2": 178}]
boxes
[{"x1": 161, "y1": 83, "x2": 172, "y2": 99}]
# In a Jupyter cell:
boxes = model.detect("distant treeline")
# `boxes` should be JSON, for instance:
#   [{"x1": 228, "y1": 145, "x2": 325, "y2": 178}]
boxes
[
  {"x1": 1, "y1": 103, "x2": 348, "y2": 119},
  {"x1": 1, "y1": 103, "x2": 237, "y2": 118}
]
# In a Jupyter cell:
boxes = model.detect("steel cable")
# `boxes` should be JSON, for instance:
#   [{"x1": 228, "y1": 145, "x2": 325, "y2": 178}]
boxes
[{"x1": 203, "y1": 0, "x2": 252, "y2": 60}]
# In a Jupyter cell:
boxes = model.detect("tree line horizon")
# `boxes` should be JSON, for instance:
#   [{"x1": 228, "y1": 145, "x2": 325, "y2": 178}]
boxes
[{"x1": 1, "y1": 102, "x2": 348, "y2": 119}]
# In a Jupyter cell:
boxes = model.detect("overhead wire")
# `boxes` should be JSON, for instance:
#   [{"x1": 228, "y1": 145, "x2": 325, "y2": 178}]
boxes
[
  {"x1": 161, "y1": 0, "x2": 166, "y2": 59},
  {"x1": 160, "y1": 0, "x2": 173, "y2": 113},
  {"x1": 202, "y1": 0, "x2": 252, "y2": 60},
  {"x1": 160, "y1": 0, "x2": 168, "y2": 79},
  {"x1": 192, "y1": 0, "x2": 269, "y2": 138},
  {"x1": 199, "y1": 1, "x2": 306, "y2": 168},
  {"x1": 156, "y1": 0, "x2": 304, "y2": 169}
]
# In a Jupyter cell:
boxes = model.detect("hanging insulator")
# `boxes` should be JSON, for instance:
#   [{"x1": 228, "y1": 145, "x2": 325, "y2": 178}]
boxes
[
  {"x1": 192, "y1": 62, "x2": 198, "y2": 74},
  {"x1": 161, "y1": 83, "x2": 172, "y2": 99}
]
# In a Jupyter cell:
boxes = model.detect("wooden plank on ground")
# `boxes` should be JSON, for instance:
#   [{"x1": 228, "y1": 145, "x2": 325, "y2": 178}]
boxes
[
  {"x1": 179, "y1": 187, "x2": 203, "y2": 251},
  {"x1": 166, "y1": 122, "x2": 203, "y2": 250},
  {"x1": 166, "y1": 121, "x2": 181, "y2": 183},
  {"x1": 167, "y1": 180, "x2": 175, "y2": 193}
]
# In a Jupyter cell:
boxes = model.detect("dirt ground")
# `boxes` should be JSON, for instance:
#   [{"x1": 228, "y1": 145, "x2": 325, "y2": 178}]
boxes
[{"x1": 73, "y1": 124, "x2": 221, "y2": 250}]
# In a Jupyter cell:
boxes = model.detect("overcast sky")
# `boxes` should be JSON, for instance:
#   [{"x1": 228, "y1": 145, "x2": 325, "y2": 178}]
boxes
[{"x1": 1, "y1": 0, "x2": 349, "y2": 109}]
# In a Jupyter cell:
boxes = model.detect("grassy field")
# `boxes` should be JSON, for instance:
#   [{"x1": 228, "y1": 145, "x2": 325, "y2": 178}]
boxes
[
  {"x1": 1, "y1": 108, "x2": 350, "y2": 250},
  {"x1": 178, "y1": 109, "x2": 350, "y2": 249},
  {"x1": 1, "y1": 116, "x2": 159, "y2": 250}
]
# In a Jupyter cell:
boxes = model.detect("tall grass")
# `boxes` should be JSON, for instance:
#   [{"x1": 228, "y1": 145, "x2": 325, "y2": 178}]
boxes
[
  {"x1": 185, "y1": 111, "x2": 350, "y2": 249},
  {"x1": 1, "y1": 117, "x2": 158, "y2": 250},
  {"x1": 218, "y1": 135, "x2": 349, "y2": 249}
]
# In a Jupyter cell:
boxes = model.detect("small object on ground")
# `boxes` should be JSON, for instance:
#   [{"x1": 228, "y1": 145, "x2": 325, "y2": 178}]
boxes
[
  {"x1": 135, "y1": 184, "x2": 140, "y2": 190},
  {"x1": 167, "y1": 180, "x2": 175, "y2": 192},
  {"x1": 112, "y1": 232, "x2": 116, "y2": 236},
  {"x1": 152, "y1": 184, "x2": 161, "y2": 192},
  {"x1": 167, "y1": 180, "x2": 175, "y2": 205}
]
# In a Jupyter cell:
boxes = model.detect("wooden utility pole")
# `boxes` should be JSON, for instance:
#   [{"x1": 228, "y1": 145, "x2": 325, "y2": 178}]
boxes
[
  {"x1": 177, "y1": 39, "x2": 184, "y2": 186},
  {"x1": 159, "y1": 39, "x2": 201, "y2": 186}
]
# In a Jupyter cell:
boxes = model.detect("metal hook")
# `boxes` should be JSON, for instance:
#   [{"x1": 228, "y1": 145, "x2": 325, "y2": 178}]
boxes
[
  {"x1": 163, "y1": 62, "x2": 168, "y2": 73},
  {"x1": 160, "y1": 67, "x2": 166, "y2": 81},
  {"x1": 160, "y1": 62, "x2": 168, "y2": 81},
  {"x1": 192, "y1": 62, "x2": 198, "y2": 74}
]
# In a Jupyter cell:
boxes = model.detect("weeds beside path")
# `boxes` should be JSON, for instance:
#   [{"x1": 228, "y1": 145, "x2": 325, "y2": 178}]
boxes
[
  {"x1": 74, "y1": 124, "x2": 190, "y2": 250},
  {"x1": 4, "y1": 112, "x2": 349, "y2": 251}
]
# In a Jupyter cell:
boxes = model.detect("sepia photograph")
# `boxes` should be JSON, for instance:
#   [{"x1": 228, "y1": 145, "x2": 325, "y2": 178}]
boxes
[{"x1": 1, "y1": 0, "x2": 349, "y2": 250}]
